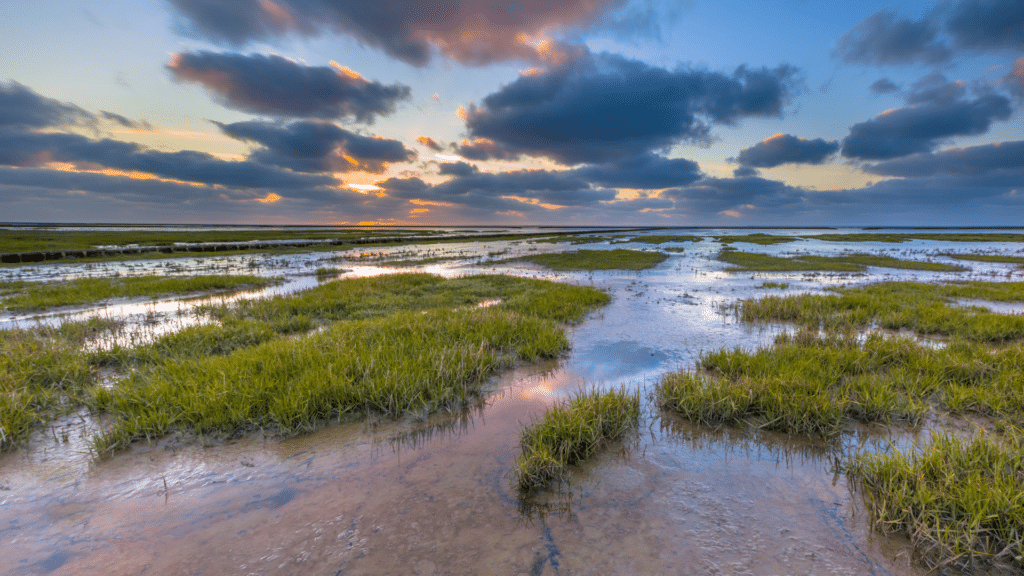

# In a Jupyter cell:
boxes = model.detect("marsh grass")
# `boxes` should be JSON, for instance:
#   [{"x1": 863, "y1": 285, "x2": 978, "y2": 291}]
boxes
[
  {"x1": 88, "y1": 274, "x2": 610, "y2": 452},
  {"x1": 809, "y1": 233, "x2": 1024, "y2": 243},
  {"x1": 511, "y1": 249, "x2": 669, "y2": 271},
  {"x1": 718, "y1": 250, "x2": 967, "y2": 273},
  {"x1": 1, "y1": 317, "x2": 123, "y2": 450},
  {"x1": 945, "y1": 253, "x2": 1024, "y2": 265},
  {"x1": 738, "y1": 281, "x2": 1024, "y2": 342},
  {"x1": 849, "y1": 432, "x2": 1024, "y2": 570},
  {"x1": 715, "y1": 233, "x2": 799, "y2": 245},
  {"x1": 1, "y1": 275, "x2": 274, "y2": 311},
  {"x1": 658, "y1": 329, "x2": 1024, "y2": 437},
  {"x1": 756, "y1": 282, "x2": 789, "y2": 289},
  {"x1": 514, "y1": 388, "x2": 640, "y2": 492},
  {"x1": 627, "y1": 235, "x2": 702, "y2": 244}
]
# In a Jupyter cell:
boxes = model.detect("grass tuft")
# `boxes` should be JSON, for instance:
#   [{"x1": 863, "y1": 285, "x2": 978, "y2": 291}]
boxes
[
  {"x1": 849, "y1": 432, "x2": 1024, "y2": 570},
  {"x1": 514, "y1": 388, "x2": 640, "y2": 492},
  {"x1": 512, "y1": 249, "x2": 668, "y2": 271}
]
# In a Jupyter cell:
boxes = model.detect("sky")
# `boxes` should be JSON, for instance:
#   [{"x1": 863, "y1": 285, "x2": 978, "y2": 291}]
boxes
[{"x1": 0, "y1": 0, "x2": 1021, "y2": 226}]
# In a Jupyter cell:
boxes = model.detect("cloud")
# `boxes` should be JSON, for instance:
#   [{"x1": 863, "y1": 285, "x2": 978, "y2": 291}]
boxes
[
  {"x1": 734, "y1": 133, "x2": 839, "y2": 168},
  {"x1": 840, "y1": 93, "x2": 1012, "y2": 160},
  {"x1": 167, "y1": 0, "x2": 630, "y2": 67},
  {"x1": 99, "y1": 111, "x2": 154, "y2": 131},
  {"x1": 212, "y1": 119, "x2": 414, "y2": 173},
  {"x1": 663, "y1": 174, "x2": 805, "y2": 215},
  {"x1": 863, "y1": 140, "x2": 1024, "y2": 177},
  {"x1": 462, "y1": 50, "x2": 801, "y2": 164},
  {"x1": 573, "y1": 153, "x2": 703, "y2": 189},
  {"x1": 905, "y1": 72, "x2": 966, "y2": 105},
  {"x1": 1002, "y1": 56, "x2": 1024, "y2": 99},
  {"x1": 416, "y1": 136, "x2": 443, "y2": 151},
  {"x1": 167, "y1": 51, "x2": 410, "y2": 122},
  {"x1": 454, "y1": 138, "x2": 520, "y2": 162},
  {"x1": 869, "y1": 78, "x2": 900, "y2": 94},
  {"x1": 833, "y1": 10, "x2": 951, "y2": 66},
  {"x1": 438, "y1": 161, "x2": 479, "y2": 177},
  {"x1": 0, "y1": 80, "x2": 96, "y2": 129},
  {"x1": 0, "y1": 129, "x2": 336, "y2": 189},
  {"x1": 945, "y1": 0, "x2": 1024, "y2": 52}
]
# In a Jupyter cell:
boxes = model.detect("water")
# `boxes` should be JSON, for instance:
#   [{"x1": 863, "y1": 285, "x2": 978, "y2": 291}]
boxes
[{"x1": 2, "y1": 227, "x2": 1023, "y2": 575}]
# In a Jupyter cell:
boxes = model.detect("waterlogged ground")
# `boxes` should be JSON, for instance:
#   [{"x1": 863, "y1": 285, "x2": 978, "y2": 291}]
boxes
[{"x1": 3, "y1": 227, "x2": 1024, "y2": 575}]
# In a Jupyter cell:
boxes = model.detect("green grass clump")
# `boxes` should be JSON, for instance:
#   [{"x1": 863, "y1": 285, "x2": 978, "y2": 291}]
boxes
[
  {"x1": 756, "y1": 282, "x2": 789, "y2": 289},
  {"x1": 628, "y1": 235, "x2": 702, "y2": 244},
  {"x1": 88, "y1": 274, "x2": 609, "y2": 452},
  {"x1": 658, "y1": 327, "x2": 1024, "y2": 437},
  {"x1": 809, "y1": 233, "x2": 1024, "y2": 243},
  {"x1": 1, "y1": 318, "x2": 122, "y2": 450},
  {"x1": 315, "y1": 267, "x2": 340, "y2": 279},
  {"x1": 514, "y1": 388, "x2": 640, "y2": 492},
  {"x1": 513, "y1": 249, "x2": 669, "y2": 271},
  {"x1": 715, "y1": 233, "x2": 799, "y2": 245},
  {"x1": 92, "y1": 307, "x2": 572, "y2": 451},
  {"x1": 945, "y1": 253, "x2": 1024, "y2": 265},
  {"x1": 849, "y1": 432, "x2": 1024, "y2": 570},
  {"x1": 718, "y1": 250, "x2": 967, "y2": 273},
  {"x1": 738, "y1": 281, "x2": 1024, "y2": 342},
  {"x1": 717, "y1": 250, "x2": 861, "y2": 272},
  {"x1": 1, "y1": 275, "x2": 274, "y2": 311}
]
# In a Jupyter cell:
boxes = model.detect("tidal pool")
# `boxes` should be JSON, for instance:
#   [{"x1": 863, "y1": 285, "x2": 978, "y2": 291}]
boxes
[{"x1": 2, "y1": 227, "x2": 1023, "y2": 575}]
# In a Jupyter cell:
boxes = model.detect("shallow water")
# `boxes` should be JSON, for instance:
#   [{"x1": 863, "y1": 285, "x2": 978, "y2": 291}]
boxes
[{"x1": 2, "y1": 227, "x2": 1023, "y2": 575}]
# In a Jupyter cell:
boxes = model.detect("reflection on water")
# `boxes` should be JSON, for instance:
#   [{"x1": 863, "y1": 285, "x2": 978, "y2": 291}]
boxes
[{"x1": 2, "y1": 227, "x2": 1023, "y2": 575}]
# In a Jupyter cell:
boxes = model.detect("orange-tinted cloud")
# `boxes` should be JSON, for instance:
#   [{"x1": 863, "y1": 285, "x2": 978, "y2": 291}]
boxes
[{"x1": 168, "y1": 0, "x2": 629, "y2": 66}]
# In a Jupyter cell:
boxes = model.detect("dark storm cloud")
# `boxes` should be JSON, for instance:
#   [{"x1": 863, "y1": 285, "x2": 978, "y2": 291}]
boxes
[
  {"x1": 167, "y1": 51, "x2": 411, "y2": 122},
  {"x1": 863, "y1": 140, "x2": 1024, "y2": 177},
  {"x1": 212, "y1": 119, "x2": 415, "y2": 173},
  {"x1": 0, "y1": 130, "x2": 335, "y2": 189},
  {"x1": 573, "y1": 153, "x2": 703, "y2": 189},
  {"x1": 166, "y1": 0, "x2": 629, "y2": 66},
  {"x1": 99, "y1": 111, "x2": 154, "y2": 131},
  {"x1": 463, "y1": 51, "x2": 801, "y2": 165},
  {"x1": 734, "y1": 134, "x2": 839, "y2": 168},
  {"x1": 945, "y1": 0, "x2": 1024, "y2": 52},
  {"x1": 869, "y1": 78, "x2": 900, "y2": 94},
  {"x1": 833, "y1": 10, "x2": 952, "y2": 66},
  {"x1": 438, "y1": 161, "x2": 479, "y2": 177},
  {"x1": 733, "y1": 166, "x2": 759, "y2": 177},
  {"x1": 840, "y1": 93, "x2": 1012, "y2": 160},
  {"x1": 0, "y1": 81, "x2": 96, "y2": 129}
]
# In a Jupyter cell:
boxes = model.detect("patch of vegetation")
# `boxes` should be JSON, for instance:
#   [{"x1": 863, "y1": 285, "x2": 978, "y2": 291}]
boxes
[
  {"x1": 0, "y1": 228, "x2": 434, "y2": 254},
  {"x1": 88, "y1": 274, "x2": 610, "y2": 452},
  {"x1": 628, "y1": 235, "x2": 702, "y2": 244},
  {"x1": 737, "y1": 281, "x2": 1024, "y2": 342},
  {"x1": 382, "y1": 255, "x2": 467, "y2": 267},
  {"x1": 512, "y1": 249, "x2": 669, "y2": 271},
  {"x1": 715, "y1": 233, "x2": 800, "y2": 245},
  {"x1": 718, "y1": 249, "x2": 967, "y2": 273},
  {"x1": 849, "y1": 432, "x2": 1024, "y2": 570},
  {"x1": 315, "y1": 267, "x2": 341, "y2": 279},
  {"x1": 0, "y1": 275, "x2": 274, "y2": 312},
  {"x1": 809, "y1": 233, "x2": 1024, "y2": 243},
  {"x1": 659, "y1": 327, "x2": 1024, "y2": 437},
  {"x1": 514, "y1": 388, "x2": 640, "y2": 492},
  {"x1": 945, "y1": 253, "x2": 1024, "y2": 265},
  {"x1": 756, "y1": 282, "x2": 789, "y2": 289},
  {"x1": 1, "y1": 318, "x2": 123, "y2": 450}
]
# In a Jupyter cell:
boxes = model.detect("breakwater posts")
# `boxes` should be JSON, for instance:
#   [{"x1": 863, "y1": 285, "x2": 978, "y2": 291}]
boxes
[{"x1": 0, "y1": 228, "x2": 661, "y2": 264}]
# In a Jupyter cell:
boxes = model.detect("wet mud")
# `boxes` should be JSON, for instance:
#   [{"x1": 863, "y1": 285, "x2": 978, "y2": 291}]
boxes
[{"x1": 2, "y1": 227, "x2": 1023, "y2": 575}]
